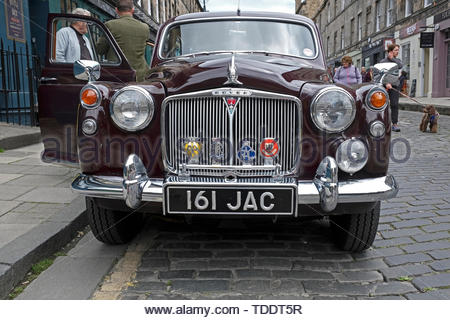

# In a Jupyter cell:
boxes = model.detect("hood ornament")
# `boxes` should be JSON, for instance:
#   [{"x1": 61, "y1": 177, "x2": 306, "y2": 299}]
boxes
[{"x1": 224, "y1": 54, "x2": 243, "y2": 85}]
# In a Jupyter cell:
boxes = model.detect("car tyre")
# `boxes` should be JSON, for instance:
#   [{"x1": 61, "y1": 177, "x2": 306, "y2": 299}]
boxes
[
  {"x1": 86, "y1": 197, "x2": 143, "y2": 244},
  {"x1": 330, "y1": 201, "x2": 380, "y2": 252}
]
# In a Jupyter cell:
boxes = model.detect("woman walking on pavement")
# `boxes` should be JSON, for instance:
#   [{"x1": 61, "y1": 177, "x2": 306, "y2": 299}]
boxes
[
  {"x1": 333, "y1": 56, "x2": 362, "y2": 86},
  {"x1": 381, "y1": 44, "x2": 403, "y2": 132}
]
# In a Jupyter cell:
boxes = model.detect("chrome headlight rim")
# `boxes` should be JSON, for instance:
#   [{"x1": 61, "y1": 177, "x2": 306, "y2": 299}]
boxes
[
  {"x1": 310, "y1": 86, "x2": 356, "y2": 133},
  {"x1": 369, "y1": 120, "x2": 386, "y2": 138},
  {"x1": 365, "y1": 87, "x2": 389, "y2": 111},
  {"x1": 109, "y1": 86, "x2": 154, "y2": 132},
  {"x1": 80, "y1": 84, "x2": 102, "y2": 109}
]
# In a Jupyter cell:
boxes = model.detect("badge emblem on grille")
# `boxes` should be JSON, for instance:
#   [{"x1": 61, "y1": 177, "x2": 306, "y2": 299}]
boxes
[
  {"x1": 183, "y1": 139, "x2": 202, "y2": 164},
  {"x1": 260, "y1": 138, "x2": 279, "y2": 158},
  {"x1": 224, "y1": 96, "x2": 240, "y2": 116},
  {"x1": 210, "y1": 138, "x2": 225, "y2": 163},
  {"x1": 237, "y1": 140, "x2": 256, "y2": 164}
]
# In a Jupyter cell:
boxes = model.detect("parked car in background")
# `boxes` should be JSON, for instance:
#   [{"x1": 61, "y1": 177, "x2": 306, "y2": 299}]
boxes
[{"x1": 39, "y1": 11, "x2": 398, "y2": 252}]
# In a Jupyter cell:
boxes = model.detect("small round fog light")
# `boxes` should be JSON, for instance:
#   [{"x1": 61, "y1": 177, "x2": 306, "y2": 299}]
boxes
[
  {"x1": 82, "y1": 119, "x2": 97, "y2": 135},
  {"x1": 336, "y1": 139, "x2": 368, "y2": 174},
  {"x1": 370, "y1": 121, "x2": 385, "y2": 138}
]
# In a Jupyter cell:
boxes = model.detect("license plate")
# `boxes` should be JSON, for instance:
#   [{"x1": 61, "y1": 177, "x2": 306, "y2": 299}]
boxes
[{"x1": 164, "y1": 185, "x2": 297, "y2": 215}]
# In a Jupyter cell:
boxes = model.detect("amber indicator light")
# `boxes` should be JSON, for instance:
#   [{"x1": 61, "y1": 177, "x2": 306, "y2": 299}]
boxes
[
  {"x1": 370, "y1": 91, "x2": 386, "y2": 109},
  {"x1": 81, "y1": 89, "x2": 98, "y2": 106}
]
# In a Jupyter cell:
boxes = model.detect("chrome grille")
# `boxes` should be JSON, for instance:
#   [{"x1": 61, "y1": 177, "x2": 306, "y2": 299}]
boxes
[{"x1": 163, "y1": 90, "x2": 300, "y2": 177}]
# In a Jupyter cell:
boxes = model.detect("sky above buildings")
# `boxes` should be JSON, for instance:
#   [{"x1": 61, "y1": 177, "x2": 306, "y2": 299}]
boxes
[{"x1": 204, "y1": 0, "x2": 295, "y2": 14}]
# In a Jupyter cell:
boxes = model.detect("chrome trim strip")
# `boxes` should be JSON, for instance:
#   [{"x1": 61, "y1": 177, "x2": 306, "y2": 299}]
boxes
[
  {"x1": 161, "y1": 87, "x2": 302, "y2": 177},
  {"x1": 158, "y1": 16, "x2": 320, "y2": 61},
  {"x1": 72, "y1": 174, "x2": 399, "y2": 207}
]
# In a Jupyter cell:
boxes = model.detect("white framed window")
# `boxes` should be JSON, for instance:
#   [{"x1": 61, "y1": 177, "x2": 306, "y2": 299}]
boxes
[
  {"x1": 405, "y1": 0, "x2": 413, "y2": 17},
  {"x1": 341, "y1": 25, "x2": 344, "y2": 49},
  {"x1": 375, "y1": 1, "x2": 381, "y2": 32},
  {"x1": 386, "y1": 0, "x2": 394, "y2": 27},
  {"x1": 341, "y1": 0, "x2": 345, "y2": 12},
  {"x1": 327, "y1": 2, "x2": 331, "y2": 22},
  {"x1": 327, "y1": 36, "x2": 330, "y2": 57},
  {"x1": 424, "y1": 0, "x2": 433, "y2": 7},
  {"x1": 155, "y1": 0, "x2": 160, "y2": 22},
  {"x1": 357, "y1": 13, "x2": 362, "y2": 41}
]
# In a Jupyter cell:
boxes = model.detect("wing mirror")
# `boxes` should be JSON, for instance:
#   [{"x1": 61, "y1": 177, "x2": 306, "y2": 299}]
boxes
[
  {"x1": 74, "y1": 60, "x2": 101, "y2": 82},
  {"x1": 372, "y1": 62, "x2": 399, "y2": 86}
]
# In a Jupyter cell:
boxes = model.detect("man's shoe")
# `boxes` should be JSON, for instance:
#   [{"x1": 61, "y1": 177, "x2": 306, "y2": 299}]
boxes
[{"x1": 392, "y1": 124, "x2": 400, "y2": 132}]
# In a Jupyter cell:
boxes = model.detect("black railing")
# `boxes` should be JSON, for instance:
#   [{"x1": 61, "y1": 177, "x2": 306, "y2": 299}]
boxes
[{"x1": 0, "y1": 39, "x2": 40, "y2": 126}]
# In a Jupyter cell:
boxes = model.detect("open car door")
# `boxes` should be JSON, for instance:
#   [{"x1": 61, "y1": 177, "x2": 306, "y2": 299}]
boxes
[{"x1": 39, "y1": 13, "x2": 137, "y2": 163}]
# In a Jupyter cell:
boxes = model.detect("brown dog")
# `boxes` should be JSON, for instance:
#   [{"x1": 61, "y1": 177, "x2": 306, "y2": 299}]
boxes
[{"x1": 420, "y1": 105, "x2": 439, "y2": 133}]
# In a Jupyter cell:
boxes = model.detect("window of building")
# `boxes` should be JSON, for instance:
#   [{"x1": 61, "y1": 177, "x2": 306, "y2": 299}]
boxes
[
  {"x1": 145, "y1": 0, "x2": 151, "y2": 15},
  {"x1": 405, "y1": 0, "x2": 413, "y2": 17},
  {"x1": 334, "y1": 0, "x2": 337, "y2": 18},
  {"x1": 424, "y1": 0, "x2": 433, "y2": 7},
  {"x1": 375, "y1": 1, "x2": 381, "y2": 32},
  {"x1": 334, "y1": 31, "x2": 337, "y2": 54},
  {"x1": 341, "y1": 25, "x2": 344, "y2": 50},
  {"x1": 386, "y1": 0, "x2": 394, "y2": 27},
  {"x1": 327, "y1": 36, "x2": 330, "y2": 57},
  {"x1": 327, "y1": 2, "x2": 331, "y2": 22},
  {"x1": 155, "y1": 0, "x2": 159, "y2": 22},
  {"x1": 341, "y1": 0, "x2": 345, "y2": 12},
  {"x1": 365, "y1": 6, "x2": 371, "y2": 38},
  {"x1": 350, "y1": 18, "x2": 355, "y2": 44},
  {"x1": 402, "y1": 43, "x2": 410, "y2": 75},
  {"x1": 357, "y1": 13, "x2": 362, "y2": 41}
]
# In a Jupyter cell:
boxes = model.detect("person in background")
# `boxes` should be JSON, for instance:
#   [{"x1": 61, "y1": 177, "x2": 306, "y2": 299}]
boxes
[
  {"x1": 333, "y1": 56, "x2": 362, "y2": 85},
  {"x1": 363, "y1": 67, "x2": 373, "y2": 83},
  {"x1": 361, "y1": 66, "x2": 367, "y2": 79},
  {"x1": 97, "y1": 0, "x2": 150, "y2": 81},
  {"x1": 55, "y1": 8, "x2": 93, "y2": 63},
  {"x1": 399, "y1": 71, "x2": 408, "y2": 94},
  {"x1": 380, "y1": 44, "x2": 403, "y2": 132}
]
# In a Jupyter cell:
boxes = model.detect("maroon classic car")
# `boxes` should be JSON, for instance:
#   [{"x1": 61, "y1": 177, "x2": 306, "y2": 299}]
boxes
[{"x1": 39, "y1": 11, "x2": 398, "y2": 252}]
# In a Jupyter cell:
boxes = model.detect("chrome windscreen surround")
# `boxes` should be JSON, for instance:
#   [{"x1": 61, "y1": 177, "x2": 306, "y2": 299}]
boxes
[{"x1": 161, "y1": 88, "x2": 302, "y2": 177}]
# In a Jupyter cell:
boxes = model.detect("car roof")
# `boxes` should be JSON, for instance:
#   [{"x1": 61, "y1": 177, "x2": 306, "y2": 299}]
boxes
[{"x1": 171, "y1": 11, "x2": 315, "y2": 26}]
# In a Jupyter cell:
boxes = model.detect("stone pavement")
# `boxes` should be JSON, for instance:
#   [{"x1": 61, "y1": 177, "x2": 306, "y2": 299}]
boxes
[
  {"x1": 399, "y1": 96, "x2": 450, "y2": 115},
  {"x1": 0, "y1": 143, "x2": 87, "y2": 299},
  {"x1": 116, "y1": 110, "x2": 450, "y2": 300},
  {"x1": 0, "y1": 123, "x2": 41, "y2": 150}
]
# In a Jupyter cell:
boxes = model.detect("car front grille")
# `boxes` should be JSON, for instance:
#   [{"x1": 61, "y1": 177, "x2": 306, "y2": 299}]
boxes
[{"x1": 162, "y1": 89, "x2": 301, "y2": 177}]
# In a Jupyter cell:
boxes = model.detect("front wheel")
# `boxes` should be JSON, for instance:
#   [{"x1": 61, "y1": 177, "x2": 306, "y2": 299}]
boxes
[
  {"x1": 330, "y1": 202, "x2": 380, "y2": 252},
  {"x1": 86, "y1": 197, "x2": 143, "y2": 244}
]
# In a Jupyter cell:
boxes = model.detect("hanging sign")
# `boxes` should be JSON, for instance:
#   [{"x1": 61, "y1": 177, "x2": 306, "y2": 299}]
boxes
[
  {"x1": 420, "y1": 32, "x2": 434, "y2": 48},
  {"x1": 4, "y1": 0, "x2": 26, "y2": 42}
]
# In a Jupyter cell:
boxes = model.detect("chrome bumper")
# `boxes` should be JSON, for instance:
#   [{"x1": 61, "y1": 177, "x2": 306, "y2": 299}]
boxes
[{"x1": 71, "y1": 155, "x2": 399, "y2": 212}]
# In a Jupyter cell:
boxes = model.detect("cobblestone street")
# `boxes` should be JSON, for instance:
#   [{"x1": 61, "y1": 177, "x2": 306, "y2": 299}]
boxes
[{"x1": 111, "y1": 110, "x2": 450, "y2": 300}]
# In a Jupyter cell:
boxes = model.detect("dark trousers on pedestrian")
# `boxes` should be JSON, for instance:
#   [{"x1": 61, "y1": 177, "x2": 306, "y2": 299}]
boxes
[{"x1": 388, "y1": 86, "x2": 400, "y2": 124}]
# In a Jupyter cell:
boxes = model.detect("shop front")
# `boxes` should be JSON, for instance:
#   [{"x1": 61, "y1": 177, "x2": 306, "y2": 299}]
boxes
[
  {"x1": 361, "y1": 37, "x2": 394, "y2": 68},
  {"x1": 432, "y1": 8, "x2": 450, "y2": 98}
]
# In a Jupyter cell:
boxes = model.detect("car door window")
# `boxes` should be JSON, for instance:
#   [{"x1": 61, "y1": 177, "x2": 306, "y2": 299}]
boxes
[{"x1": 51, "y1": 18, "x2": 120, "y2": 65}]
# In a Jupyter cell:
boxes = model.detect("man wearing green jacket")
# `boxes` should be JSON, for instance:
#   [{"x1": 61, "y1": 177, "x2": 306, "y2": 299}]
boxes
[{"x1": 98, "y1": 0, "x2": 150, "y2": 81}]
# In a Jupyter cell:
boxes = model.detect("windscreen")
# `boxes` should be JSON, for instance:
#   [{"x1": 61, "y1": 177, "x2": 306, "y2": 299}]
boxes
[{"x1": 161, "y1": 20, "x2": 316, "y2": 59}]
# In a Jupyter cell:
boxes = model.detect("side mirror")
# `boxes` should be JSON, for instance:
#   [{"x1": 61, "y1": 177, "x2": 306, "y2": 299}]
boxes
[
  {"x1": 372, "y1": 62, "x2": 399, "y2": 85},
  {"x1": 74, "y1": 60, "x2": 101, "y2": 82}
]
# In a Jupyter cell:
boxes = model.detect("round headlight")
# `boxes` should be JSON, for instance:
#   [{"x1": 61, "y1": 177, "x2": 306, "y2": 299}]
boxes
[
  {"x1": 311, "y1": 87, "x2": 356, "y2": 133},
  {"x1": 110, "y1": 86, "x2": 154, "y2": 131},
  {"x1": 336, "y1": 139, "x2": 368, "y2": 174}
]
